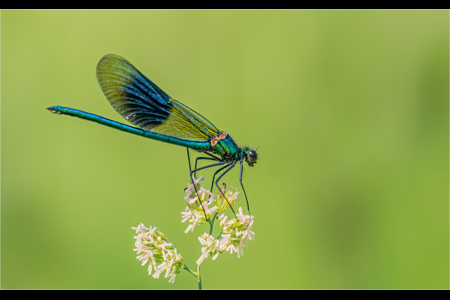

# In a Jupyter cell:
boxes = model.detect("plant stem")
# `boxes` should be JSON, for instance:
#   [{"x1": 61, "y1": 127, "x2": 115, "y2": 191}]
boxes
[
  {"x1": 197, "y1": 264, "x2": 202, "y2": 290},
  {"x1": 183, "y1": 264, "x2": 202, "y2": 290},
  {"x1": 183, "y1": 264, "x2": 198, "y2": 277},
  {"x1": 209, "y1": 211, "x2": 218, "y2": 235}
]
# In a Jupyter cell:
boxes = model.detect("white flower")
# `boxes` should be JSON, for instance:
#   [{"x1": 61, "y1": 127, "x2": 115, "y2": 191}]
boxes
[
  {"x1": 181, "y1": 177, "x2": 218, "y2": 232},
  {"x1": 181, "y1": 177, "x2": 255, "y2": 266},
  {"x1": 196, "y1": 208, "x2": 255, "y2": 265},
  {"x1": 181, "y1": 177, "x2": 240, "y2": 233},
  {"x1": 132, "y1": 223, "x2": 184, "y2": 284},
  {"x1": 214, "y1": 185, "x2": 240, "y2": 213}
]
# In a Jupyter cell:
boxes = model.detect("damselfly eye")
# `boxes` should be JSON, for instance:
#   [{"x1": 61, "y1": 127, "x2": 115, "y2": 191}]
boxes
[{"x1": 246, "y1": 149, "x2": 257, "y2": 166}]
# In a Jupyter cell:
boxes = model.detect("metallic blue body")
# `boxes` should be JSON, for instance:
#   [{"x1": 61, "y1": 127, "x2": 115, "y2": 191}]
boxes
[{"x1": 49, "y1": 105, "x2": 211, "y2": 151}]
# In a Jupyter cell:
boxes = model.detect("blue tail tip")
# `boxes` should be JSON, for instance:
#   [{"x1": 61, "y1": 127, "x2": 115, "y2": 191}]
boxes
[{"x1": 46, "y1": 106, "x2": 59, "y2": 114}]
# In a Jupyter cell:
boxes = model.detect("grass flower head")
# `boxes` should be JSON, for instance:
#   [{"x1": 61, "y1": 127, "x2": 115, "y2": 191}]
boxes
[
  {"x1": 181, "y1": 175, "x2": 219, "y2": 232},
  {"x1": 196, "y1": 207, "x2": 255, "y2": 265},
  {"x1": 132, "y1": 223, "x2": 184, "y2": 283}
]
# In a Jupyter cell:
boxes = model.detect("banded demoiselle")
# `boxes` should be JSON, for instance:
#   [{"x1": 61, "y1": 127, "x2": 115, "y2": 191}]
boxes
[{"x1": 47, "y1": 54, "x2": 257, "y2": 220}]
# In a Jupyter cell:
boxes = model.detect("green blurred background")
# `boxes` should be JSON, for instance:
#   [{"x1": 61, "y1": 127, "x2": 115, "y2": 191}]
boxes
[{"x1": 1, "y1": 10, "x2": 448, "y2": 289}]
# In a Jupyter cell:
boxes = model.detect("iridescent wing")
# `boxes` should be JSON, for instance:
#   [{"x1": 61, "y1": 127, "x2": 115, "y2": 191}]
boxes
[{"x1": 96, "y1": 54, "x2": 219, "y2": 142}]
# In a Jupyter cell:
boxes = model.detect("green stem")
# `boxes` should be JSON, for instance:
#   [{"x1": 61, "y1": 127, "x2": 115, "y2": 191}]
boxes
[
  {"x1": 209, "y1": 211, "x2": 218, "y2": 235},
  {"x1": 183, "y1": 264, "x2": 202, "y2": 290},
  {"x1": 183, "y1": 264, "x2": 198, "y2": 277},
  {"x1": 197, "y1": 264, "x2": 202, "y2": 290}
]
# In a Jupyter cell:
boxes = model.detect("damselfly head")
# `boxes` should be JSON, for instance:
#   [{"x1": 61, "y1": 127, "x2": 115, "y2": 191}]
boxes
[{"x1": 244, "y1": 148, "x2": 257, "y2": 167}]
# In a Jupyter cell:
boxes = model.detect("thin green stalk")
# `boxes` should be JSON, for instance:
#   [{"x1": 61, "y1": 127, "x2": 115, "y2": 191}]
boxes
[
  {"x1": 183, "y1": 264, "x2": 202, "y2": 290},
  {"x1": 183, "y1": 264, "x2": 198, "y2": 277},
  {"x1": 197, "y1": 264, "x2": 202, "y2": 290},
  {"x1": 209, "y1": 211, "x2": 218, "y2": 235}
]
